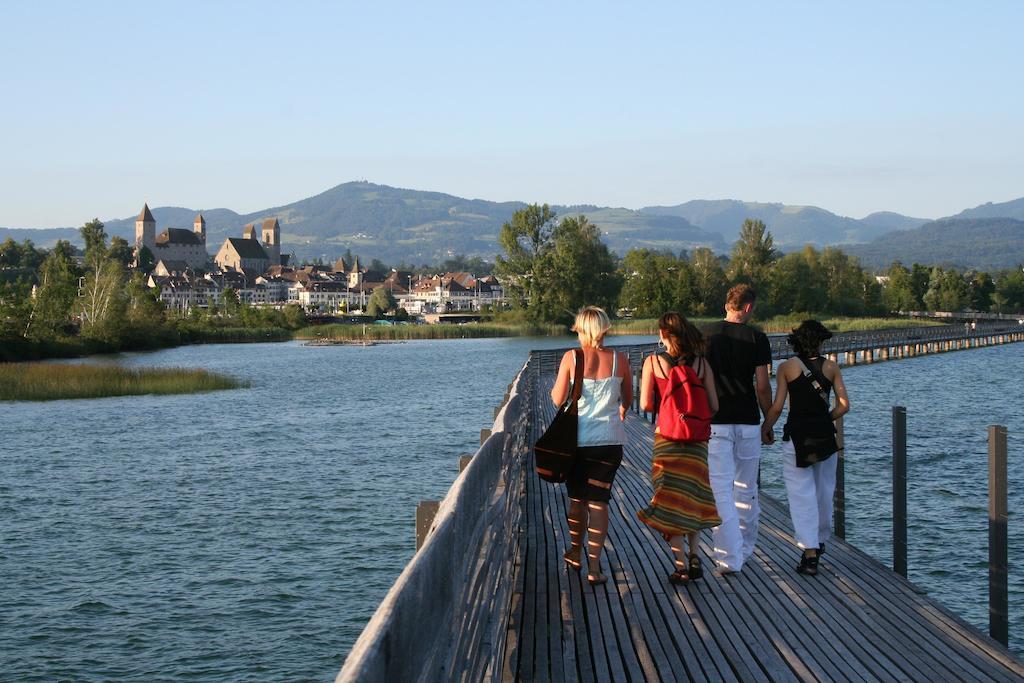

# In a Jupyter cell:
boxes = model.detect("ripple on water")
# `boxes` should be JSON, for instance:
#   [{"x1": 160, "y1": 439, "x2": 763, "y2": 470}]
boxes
[{"x1": 2, "y1": 338, "x2": 1021, "y2": 680}]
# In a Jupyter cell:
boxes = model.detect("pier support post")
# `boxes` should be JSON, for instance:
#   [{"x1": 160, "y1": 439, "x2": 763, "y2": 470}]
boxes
[
  {"x1": 988, "y1": 425, "x2": 1009, "y2": 646},
  {"x1": 459, "y1": 454, "x2": 474, "y2": 472},
  {"x1": 416, "y1": 500, "x2": 440, "y2": 550},
  {"x1": 480, "y1": 429, "x2": 491, "y2": 444},
  {"x1": 833, "y1": 415, "x2": 846, "y2": 539},
  {"x1": 892, "y1": 406, "x2": 908, "y2": 577}
]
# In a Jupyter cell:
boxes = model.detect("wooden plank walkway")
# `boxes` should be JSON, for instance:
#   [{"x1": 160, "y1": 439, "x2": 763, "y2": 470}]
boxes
[{"x1": 502, "y1": 378, "x2": 1023, "y2": 682}]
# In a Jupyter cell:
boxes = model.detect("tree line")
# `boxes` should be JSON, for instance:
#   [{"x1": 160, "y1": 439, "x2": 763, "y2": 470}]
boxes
[
  {"x1": 0, "y1": 220, "x2": 305, "y2": 361},
  {"x1": 492, "y1": 205, "x2": 1024, "y2": 325}
]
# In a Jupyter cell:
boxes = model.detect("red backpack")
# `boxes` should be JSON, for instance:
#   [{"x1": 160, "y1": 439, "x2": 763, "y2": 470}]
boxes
[{"x1": 655, "y1": 353, "x2": 713, "y2": 442}]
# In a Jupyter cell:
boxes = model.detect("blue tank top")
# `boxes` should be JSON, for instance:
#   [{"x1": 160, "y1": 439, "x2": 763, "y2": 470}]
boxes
[{"x1": 576, "y1": 351, "x2": 627, "y2": 446}]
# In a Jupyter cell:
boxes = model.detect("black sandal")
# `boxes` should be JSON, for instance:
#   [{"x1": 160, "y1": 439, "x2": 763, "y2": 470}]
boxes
[
  {"x1": 668, "y1": 569, "x2": 689, "y2": 585},
  {"x1": 796, "y1": 551, "x2": 819, "y2": 576},
  {"x1": 688, "y1": 554, "x2": 703, "y2": 581}
]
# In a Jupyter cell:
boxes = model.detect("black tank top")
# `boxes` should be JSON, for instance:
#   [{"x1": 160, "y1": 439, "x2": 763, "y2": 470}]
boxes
[{"x1": 786, "y1": 356, "x2": 832, "y2": 422}]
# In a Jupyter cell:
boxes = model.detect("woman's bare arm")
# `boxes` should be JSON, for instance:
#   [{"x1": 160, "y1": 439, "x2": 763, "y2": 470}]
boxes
[
  {"x1": 617, "y1": 351, "x2": 633, "y2": 420},
  {"x1": 828, "y1": 363, "x2": 850, "y2": 420},
  {"x1": 639, "y1": 356, "x2": 656, "y2": 413},
  {"x1": 550, "y1": 350, "x2": 574, "y2": 406}
]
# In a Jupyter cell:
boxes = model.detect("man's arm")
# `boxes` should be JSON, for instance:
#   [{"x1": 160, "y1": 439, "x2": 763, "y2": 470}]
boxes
[{"x1": 755, "y1": 364, "x2": 772, "y2": 418}]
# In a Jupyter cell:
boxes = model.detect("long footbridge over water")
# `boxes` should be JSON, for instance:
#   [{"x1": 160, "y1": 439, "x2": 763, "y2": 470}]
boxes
[{"x1": 340, "y1": 323, "x2": 1024, "y2": 682}]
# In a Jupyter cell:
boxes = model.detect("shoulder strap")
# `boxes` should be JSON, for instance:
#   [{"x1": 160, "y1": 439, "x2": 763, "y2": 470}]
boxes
[
  {"x1": 795, "y1": 357, "x2": 829, "y2": 407},
  {"x1": 611, "y1": 349, "x2": 618, "y2": 376},
  {"x1": 653, "y1": 351, "x2": 675, "y2": 380},
  {"x1": 570, "y1": 349, "x2": 584, "y2": 403}
]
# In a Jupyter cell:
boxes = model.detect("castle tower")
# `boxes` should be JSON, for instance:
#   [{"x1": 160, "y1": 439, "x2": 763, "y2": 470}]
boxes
[
  {"x1": 261, "y1": 217, "x2": 281, "y2": 266},
  {"x1": 193, "y1": 213, "x2": 206, "y2": 244},
  {"x1": 135, "y1": 203, "x2": 156, "y2": 254}
]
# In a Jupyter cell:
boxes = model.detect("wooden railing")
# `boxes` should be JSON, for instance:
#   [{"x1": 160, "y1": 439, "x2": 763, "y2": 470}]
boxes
[{"x1": 337, "y1": 362, "x2": 535, "y2": 682}]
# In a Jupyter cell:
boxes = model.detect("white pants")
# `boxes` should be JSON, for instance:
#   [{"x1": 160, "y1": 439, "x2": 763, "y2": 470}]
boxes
[
  {"x1": 707, "y1": 424, "x2": 762, "y2": 571},
  {"x1": 782, "y1": 440, "x2": 837, "y2": 551}
]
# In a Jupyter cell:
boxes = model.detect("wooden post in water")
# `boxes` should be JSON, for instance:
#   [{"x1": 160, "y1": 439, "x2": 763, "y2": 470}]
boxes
[
  {"x1": 988, "y1": 425, "x2": 1009, "y2": 646},
  {"x1": 416, "y1": 500, "x2": 440, "y2": 550},
  {"x1": 892, "y1": 406, "x2": 908, "y2": 577},
  {"x1": 834, "y1": 415, "x2": 846, "y2": 539}
]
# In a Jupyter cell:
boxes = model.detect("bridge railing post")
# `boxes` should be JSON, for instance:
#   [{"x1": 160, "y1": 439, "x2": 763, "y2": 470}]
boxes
[
  {"x1": 892, "y1": 406, "x2": 908, "y2": 577},
  {"x1": 988, "y1": 424, "x2": 1009, "y2": 646},
  {"x1": 833, "y1": 415, "x2": 846, "y2": 539}
]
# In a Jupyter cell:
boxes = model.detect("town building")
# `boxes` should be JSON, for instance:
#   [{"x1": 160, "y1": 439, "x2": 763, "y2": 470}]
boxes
[
  {"x1": 213, "y1": 218, "x2": 286, "y2": 275},
  {"x1": 134, "y1": 204, "x2": 209, "y2": 269}
]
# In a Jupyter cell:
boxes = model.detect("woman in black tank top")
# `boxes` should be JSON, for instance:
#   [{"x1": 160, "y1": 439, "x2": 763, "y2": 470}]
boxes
[{"x1": 761, "y1": 321, "x2": 850, "y2": 576}]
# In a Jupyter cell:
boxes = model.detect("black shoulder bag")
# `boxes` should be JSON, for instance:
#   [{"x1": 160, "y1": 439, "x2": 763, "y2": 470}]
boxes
[
  {"x1": 789, "y1": 357, "x2": 840, "y2": 468},
  {"x1": 535, "y1": 349, "x2": 584, "y2": 483}
]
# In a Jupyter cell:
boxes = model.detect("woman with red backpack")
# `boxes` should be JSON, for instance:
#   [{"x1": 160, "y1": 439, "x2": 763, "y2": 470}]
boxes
[{"x1": 637, "y1": 312, "x2": 721, "y2": 584}]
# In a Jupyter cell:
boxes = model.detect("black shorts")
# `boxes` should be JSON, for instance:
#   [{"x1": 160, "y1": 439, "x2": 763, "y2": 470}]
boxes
[{"x1": 566, "y1": 444, "x2": 623, "y2": 503}]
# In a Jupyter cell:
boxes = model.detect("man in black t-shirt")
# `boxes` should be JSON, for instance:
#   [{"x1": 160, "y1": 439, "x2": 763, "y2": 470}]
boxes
[{"x1": 702, "y1": 284, "x2": 773, "y2": 573}]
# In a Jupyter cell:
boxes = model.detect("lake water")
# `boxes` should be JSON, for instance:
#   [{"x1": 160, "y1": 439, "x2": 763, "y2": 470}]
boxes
[{"x1": 1, "y1": 336, "x2": 1020, "y2": 680}]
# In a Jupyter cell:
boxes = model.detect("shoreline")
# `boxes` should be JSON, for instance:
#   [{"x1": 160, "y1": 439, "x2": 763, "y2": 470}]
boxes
[{"x1": 0, "y1": 317, "x2": 950, "y2": 363}]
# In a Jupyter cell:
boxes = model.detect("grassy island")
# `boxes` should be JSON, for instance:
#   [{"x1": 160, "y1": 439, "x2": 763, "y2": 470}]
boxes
[{"x1": 0, "y1": 363, "x2": 248, "y2": 401}]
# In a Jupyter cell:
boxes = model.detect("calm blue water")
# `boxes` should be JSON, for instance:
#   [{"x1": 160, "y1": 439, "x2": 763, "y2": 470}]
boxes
[{"x1": 1, "y1": 337, "x2": 1020, "y2": 680}]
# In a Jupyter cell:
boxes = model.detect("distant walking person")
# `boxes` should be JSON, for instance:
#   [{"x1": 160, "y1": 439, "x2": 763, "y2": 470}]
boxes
[
  {"x1": 761, "y1": 320, "x2": 850, "y2": 575},
  {"x1": 551, "y1": 306, "x2": 633, "y2": 585},
  {"x1": 637, "y1": 312, "x2": 721, "y2": 584},
  {"x1": 702, "y1": 284, "x2": 773, "y2": 573}
]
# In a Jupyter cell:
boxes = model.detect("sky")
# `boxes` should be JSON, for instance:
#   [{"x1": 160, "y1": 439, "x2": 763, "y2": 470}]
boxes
[{"x1": 1, "y1": 1, "x2": 1022, "y2": 227}]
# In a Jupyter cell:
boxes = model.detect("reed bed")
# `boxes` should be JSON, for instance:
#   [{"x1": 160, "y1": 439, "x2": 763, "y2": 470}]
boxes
[
  {"x1": 294, "y1": 322, "x2": 566, "y2": 340},
  {"x1": 0, "y1": 363, "x2": 248, "y2": 401}
]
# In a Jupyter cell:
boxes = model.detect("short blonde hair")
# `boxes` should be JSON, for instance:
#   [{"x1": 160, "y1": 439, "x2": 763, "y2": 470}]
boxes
[{"x1": 572, "y1": 306, "x2": 611, "y2": 348}]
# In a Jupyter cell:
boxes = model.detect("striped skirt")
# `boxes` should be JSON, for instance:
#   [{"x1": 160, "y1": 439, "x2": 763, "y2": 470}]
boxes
[{"x1": 637, "y1": 435, "x2": 721, "y2": 536}]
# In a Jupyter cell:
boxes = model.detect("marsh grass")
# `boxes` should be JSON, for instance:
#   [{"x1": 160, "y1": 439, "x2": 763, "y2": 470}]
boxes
[
  {"x1": 0, "y1": 363, "x2": 248, "y2": 401},
  {"x1": 295, "y1": 322, "x2": 566, "y2": 340}
]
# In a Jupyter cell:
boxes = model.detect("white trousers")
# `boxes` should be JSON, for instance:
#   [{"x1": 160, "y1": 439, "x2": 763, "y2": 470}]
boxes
[
  {"x1": 782, "y1": 440, "x2": 837, "y2": 551},
  {"x1": 707, "y1": 424, "x2": 762, "y2": 571}
]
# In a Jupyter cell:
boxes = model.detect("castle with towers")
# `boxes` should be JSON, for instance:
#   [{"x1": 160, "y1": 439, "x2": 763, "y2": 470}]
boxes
[{"x1": 133, "y1": 203, "x2": 284, "y2": 274}]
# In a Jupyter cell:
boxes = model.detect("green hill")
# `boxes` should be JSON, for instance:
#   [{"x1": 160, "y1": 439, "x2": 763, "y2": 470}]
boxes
[
  {"x1": 844, "y1": 218, "x2": 1024, "y2": 270},
  {"x1": 91, "y1": 182, "x2": 725, "y2": 263},
  {"x1": 641, "y1": 199, "x2": 929, "y2": 246},
  {"x1": 952, "y1": 197, "x2": 1024, "y2": 221}
]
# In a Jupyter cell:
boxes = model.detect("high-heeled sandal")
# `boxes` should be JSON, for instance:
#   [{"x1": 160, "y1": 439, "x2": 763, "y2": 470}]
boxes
[
  {"x1": 688, "y1": 554, "x2": 703, "y2": 581},
  {"x1": 587, "y1": 572, "x2": 608, "y2": 586},
  {"x1": 796, "y1": 550, "x2": 819, "y2": 576},
  {"x1": 668, "y1": 569, "x2": 689, "y2": 585}
]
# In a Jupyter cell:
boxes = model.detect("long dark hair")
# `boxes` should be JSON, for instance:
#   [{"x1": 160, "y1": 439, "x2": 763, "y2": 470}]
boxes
[{"x1": 658, "y1": 311, "x2": 705, "y2": 359}]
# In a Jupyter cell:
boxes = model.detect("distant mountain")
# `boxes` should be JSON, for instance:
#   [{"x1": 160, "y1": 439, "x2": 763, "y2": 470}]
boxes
[
  {"x1": 844, "y1": 218, "x2": 1024, "y2": 270},
  {"x1": 0, "y1": 227, "x2": 80, "y2": 249},
  {"x1": 951, "y1": 197, "x2": 1024, "y2": 221},
  {"x1": 641, "y1": 200, "x2": 929, "y2": 246},
  {"x1": 7, "y1": 184, "x2": 1022, "y2": 266},
  {"x1": 54, "y1": 182, "x2": 726, "y2": 263}
]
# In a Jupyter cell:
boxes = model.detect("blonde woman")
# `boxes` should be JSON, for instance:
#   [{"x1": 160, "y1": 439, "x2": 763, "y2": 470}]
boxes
[{"x1": 551, "y1": 306, "x2": 633, "y2": 585}]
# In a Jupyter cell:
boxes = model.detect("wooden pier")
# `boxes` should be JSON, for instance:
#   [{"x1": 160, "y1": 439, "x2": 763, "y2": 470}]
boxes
[{"x1": 339, "y1": 323, "x2": 1023, "y2": 682}]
